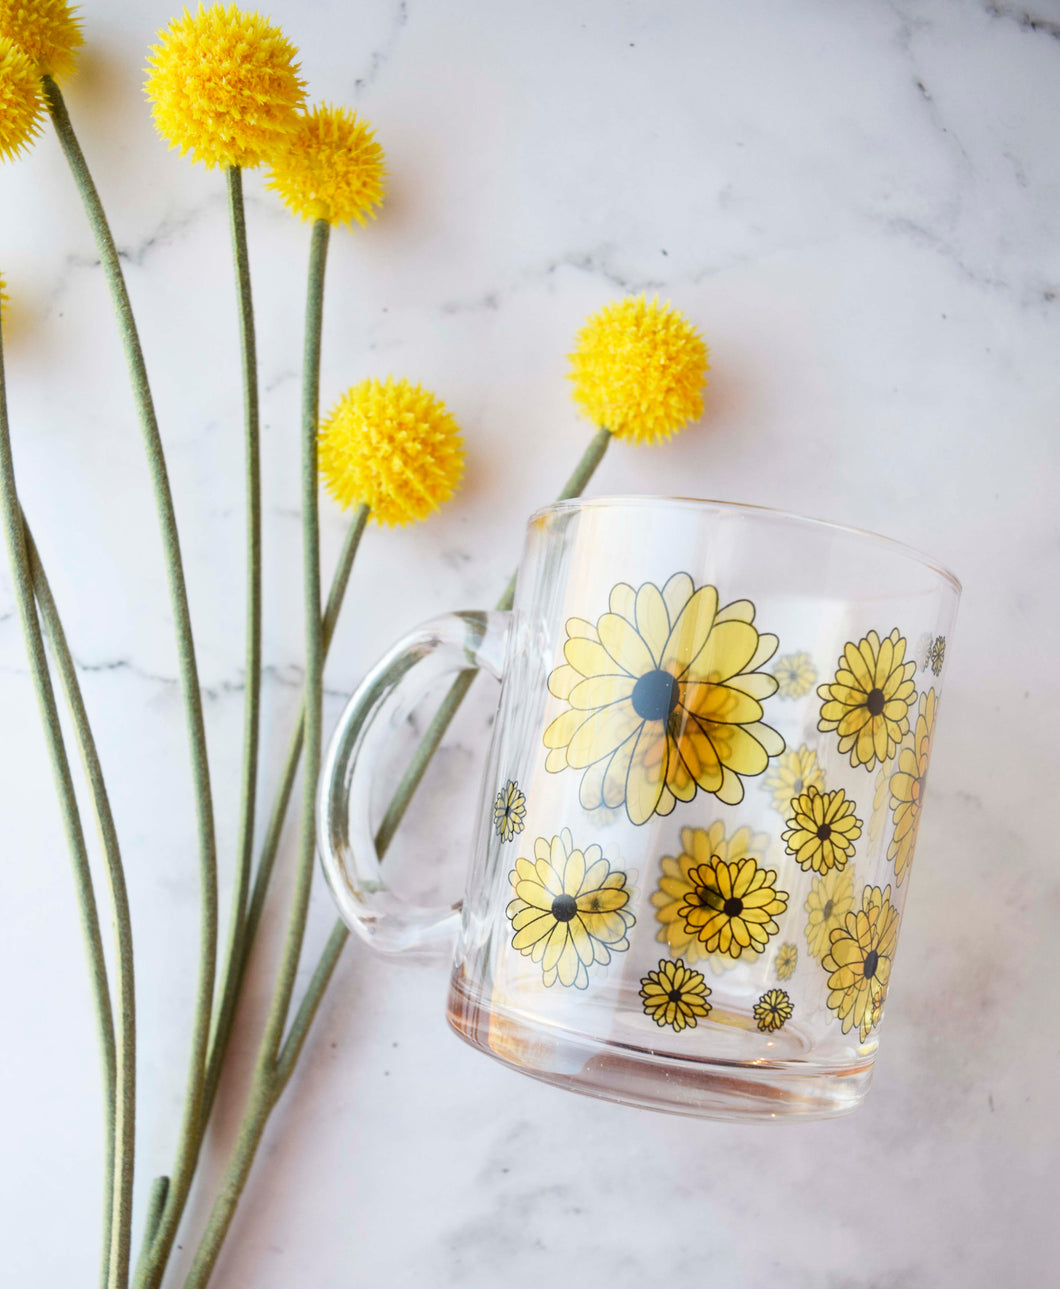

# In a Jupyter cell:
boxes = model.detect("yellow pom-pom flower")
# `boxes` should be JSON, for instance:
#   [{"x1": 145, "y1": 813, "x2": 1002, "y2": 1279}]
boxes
[
  {"x1": 318, "y1": 378, "x2": 464, "y2": 527},
  {"x1": 145, "y1": 3, "x2": 305, "y2": 170},
  {"x1": 0, "y1": 0, "x2": 83, "y2": 80},
  {"x1": 0, "y1": 37, "x2": 43, "y2": 163},
  {"x1": 568, "y1": 294, "x2": 709, "y2": 444},
  {"x1": 267, "y1": 103, "x2": 386, "y2": 227}
]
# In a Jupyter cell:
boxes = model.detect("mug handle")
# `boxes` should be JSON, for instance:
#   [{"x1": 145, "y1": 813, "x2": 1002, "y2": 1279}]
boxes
[{"x1": 317, "y1": 609, "x2": 511, "y2": 956}]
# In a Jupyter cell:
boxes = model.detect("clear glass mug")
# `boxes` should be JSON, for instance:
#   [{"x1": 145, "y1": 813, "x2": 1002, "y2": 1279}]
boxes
[{"x1": 318, "y1": 496, "x2": 960, "y2": 1121}]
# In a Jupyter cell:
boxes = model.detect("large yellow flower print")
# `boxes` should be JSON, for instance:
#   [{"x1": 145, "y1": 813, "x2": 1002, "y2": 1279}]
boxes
[
  {"x1": 650, "y1": 822, "x2": 770, "y2": 964},
  {"x1": 543, "y1": 574, "x2": 784, "y2": 825},
  {"x1": 822, "y1": 884, "x2": 900, "y2": 1041},
  {"x1": 782, "y1": 785, "x2": 862, "y2": 873},
  {"x1": 803, "y1": 867, "x2": 856, "y2": 962},
  {"x1": 505, "y1": 830, "x2": 635, "y2": 989},
  {"x1": 676, "y1": 854, "x2": 789, "y2": 959},
  {"x1": 817, "y1": 628, "x2": 917, "y2": 771},
  {"x1": 887, "y1": 689, "x2": 937, "y2": 885},
  {"x1": 762, "y1": 743, "x2": 825, "y2": 815}
]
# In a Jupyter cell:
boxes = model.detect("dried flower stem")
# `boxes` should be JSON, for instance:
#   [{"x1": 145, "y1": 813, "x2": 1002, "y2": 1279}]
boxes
[
  {"x1": 201, "y1": 501, "x2": 368, "y2": 1120},
  {"x1": 0, "y1": 303, "x2": 116, "y2": 1288},
  {"x1": 185, "y1": 427, "x2": 613, "y2": 1283},
  {"x1": 40, "y1": 76, "x2": 218, "y2": 1286},
  {"x1": 24, "y1": 520, "x2": 137, "y2": 1289},
  {"x1": 201, "y1": 166, "x2": 262, "y2": 1121},
  {"x1": 184, "y1": 217, "x2": 332, "y2": 1288}
]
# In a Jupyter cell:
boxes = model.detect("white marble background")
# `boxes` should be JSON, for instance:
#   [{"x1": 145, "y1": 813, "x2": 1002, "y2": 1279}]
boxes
[{"x1": 1, "y1": 0, "x2": 1058, "y2": 1284}]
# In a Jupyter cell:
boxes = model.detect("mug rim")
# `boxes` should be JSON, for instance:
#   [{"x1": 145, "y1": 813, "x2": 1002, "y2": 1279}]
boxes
[{"x1": 529, "y1": 493, "x2": 962, "y2": 595}]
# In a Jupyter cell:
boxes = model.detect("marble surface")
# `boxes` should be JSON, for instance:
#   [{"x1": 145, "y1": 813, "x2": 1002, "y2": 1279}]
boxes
[{"x1": 1, "y1": 0, "x2": 1058, "y2": 1284}]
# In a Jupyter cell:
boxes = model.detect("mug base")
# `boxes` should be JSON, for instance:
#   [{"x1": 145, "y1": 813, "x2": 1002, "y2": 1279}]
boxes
[{"x1": 447, "y1": 972, "x2": 873, "y2": 1123}]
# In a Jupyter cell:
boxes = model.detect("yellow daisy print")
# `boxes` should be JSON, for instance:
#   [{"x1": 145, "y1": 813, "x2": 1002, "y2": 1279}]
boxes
[
  {"x1": 775, "y1": 941, "x2": 798, "y2": 981},
  {"x1": 774, "y1": 651, "x2": 816, "y2": 698},
  {"x1": 543, "y1": 574, "x2": 784, "y2": 825},
  {"x1": 676, "y1": 854, "x2": 789, "y2": 959},
  {"x1": 493, "y1": 779, "x2": 527, "y2": 842},
  {"x1": 651, "y1": 822, "x2": 770, "y2": 964},
  {"x1": 803, "y1": 867, "x2": 856, "y2": 962},
  {"x1": 817, "y1": 628, "x2": 917, "y2": 771},
  {"x1": 887, "y1": 689, "x2": 937, "y2": 885},
  {"x1": 929, "y1": 635, "x2": 946, "y2": 677},
  {"x1": 753, "y1": 989, "x2": 793, "y2": 1033},
  {"x1": 639, "y1": 958, "x2": 712, "y2": 1031},
  {"x1": 506, "y1": 830, "x2": 635, "y2": 989},
  {"x1": 762, "y1": 743, "x2": 825, "y2": 815},
  {"x1": 782, "y1": 785, "x2": 863, "y2": 873},
  {"x1": 822, "y1": 884, "x2": 900, "y2": 1041}
]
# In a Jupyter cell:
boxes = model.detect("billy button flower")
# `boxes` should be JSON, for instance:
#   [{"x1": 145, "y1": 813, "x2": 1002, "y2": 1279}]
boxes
[
  {"x1": 319, "y1": 378, "x2": 465, "y2": 526},
  {"x1": 569, "y1": 294, "x2": 709, "y2": 445},
  {"x1": 0, "y1": 0, "x2": 82, "y2": 80},
  {"x1": 267, "y1": 103, "x2": 386, "y2": 227},
  {"x1": 145, "y1": 3, "x2": 305, "y2": 170},
  {"x1": 0, "y1": 36, "x2": 44, "y2": 162}
]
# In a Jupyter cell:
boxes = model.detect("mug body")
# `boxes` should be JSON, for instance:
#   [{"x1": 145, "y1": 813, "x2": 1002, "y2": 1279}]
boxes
[{"x1": 447, "y1": 496, "x2": 960, "y2": 1120}]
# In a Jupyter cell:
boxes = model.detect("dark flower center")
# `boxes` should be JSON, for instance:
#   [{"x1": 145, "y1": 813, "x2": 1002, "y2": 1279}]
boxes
[
  {"x1": 822, "y1": 899, "x2": 835, "y2": 919},
  {"x1": 866, "y1": 687, "x2": 886, "y2": 717},
  {"x1": 816, "y1": 823, "x2": 833, "y2": 841},
  {"x1": 793, "y1": 777, "x2": 804, "y2": 794},
  {"x1": 667, "y1": 989, "x2": 683, "y2": 1003},
  {"x1": 632, "y1": 668, "x2": 680, "y2": 721},
  {"x1": 863, "y1": 949, "x2": 879, "y2": 979},
  {"x1": 551, "y1": 894, "x2": 578, "y2": 923},
  {"x1": 722, "y1": 896, "x2": 744, "y2": 918}
]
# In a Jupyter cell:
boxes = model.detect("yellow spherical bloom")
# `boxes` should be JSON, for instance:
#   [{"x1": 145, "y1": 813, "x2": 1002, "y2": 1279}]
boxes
[
  {"x1": 0, "y1": 0, "x2": 83, "y2": 80},
  {"x1": 568, "y1": 294, "x2": 708, "y2": 444},
  {"x1": 318, "y1": 377, "x2": 464, "y2": 527},
  {"x1": 267, "y1": 103, "x2": 386, "y2": 226},
  {"x1": 145, "y1": 4, "x2": 305, "y2": 170},
  {"x1": 0, "y1": 36, "x2": 44, "y2": 162}
]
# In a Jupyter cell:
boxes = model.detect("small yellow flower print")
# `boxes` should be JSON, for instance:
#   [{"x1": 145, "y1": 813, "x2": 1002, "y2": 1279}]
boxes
[
  {"x1": 651, "y1": 823, "x2": 770, "y2": 964},
  {"x1": 762, "y1": 743, "x2": 825, "y2": 815},
  {"x1": 775, "y1": 942, "x2": 798, "y2": 981},
  {"x1": 543, "y1": 574, "x2": 784, "y2": 825},
  {"x1": 887, "y1": 689, "x2": 937, "y2": 885},
  {"x1": 774, "y1": 651, "x2": 816, "y2": 699},
  {"x1": 817, "y1": 628, "x2": 917, "y2": 771},
  {"x1": 929, "y1": 635, "x2": 946, "y2": 677},
  {"x1": 640, "y1": 958, "x2": 712, "y2": 1031},
  {"x1": 754, "y1": 989, "x2": 793, "y2": 1033},
  {"x1": 676, "y1": 854, "x2": 789, "y2": 959},
  {"x1": 822, "y1": 884, "x2": 900, "y2": 1041},
  {"x1": 782, "y1": 785, "x2": 863, "y2": 873},
  {"x1": 492, "y1": 779, "x2": 527, "y2": 842},
  {"x1": 506, "y1": 830, "x2": 635, "y2": 989},
  {"x1": 803, "y1": 867, "x2": 856, "y2": 963}
]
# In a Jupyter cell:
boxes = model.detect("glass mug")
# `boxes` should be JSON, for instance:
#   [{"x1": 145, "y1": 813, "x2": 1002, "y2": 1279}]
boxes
[{"x1": 318, "y1": 496, "x2": 960, "y2": 1121}]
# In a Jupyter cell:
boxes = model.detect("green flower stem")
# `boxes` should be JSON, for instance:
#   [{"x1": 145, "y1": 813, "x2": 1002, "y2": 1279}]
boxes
[
  {"x1": 183, "y1": 217, "x2": 331, "y2": 1289},
  {"x1": 188, "y1": 425, "x2": 612, "y2": 1283},
  {"x1": 277, "y1": 428, "x2": 614, "y2": 1072},
  {"x1": 40, "y1": 77, "x2": 218, "y2": 1285},
  {"x1": 201, "y1": 502, "x2": 369, "y2": 1121},
  {"x1": 24, "y1": 520, "x2": 137, "y2": 1289},
  {"x1": 0, "y1": 305, "x2": 116, "y2": 1288},
  {"x1": 141, "y1": 1178, "x2": 169, "y2": 1251},
  {"x1": 375, "y1": 425, "x2": 613, "y2": 851},
  {"x1": 202, "y1": 166, "x2": 262, "y2": 1121}
]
